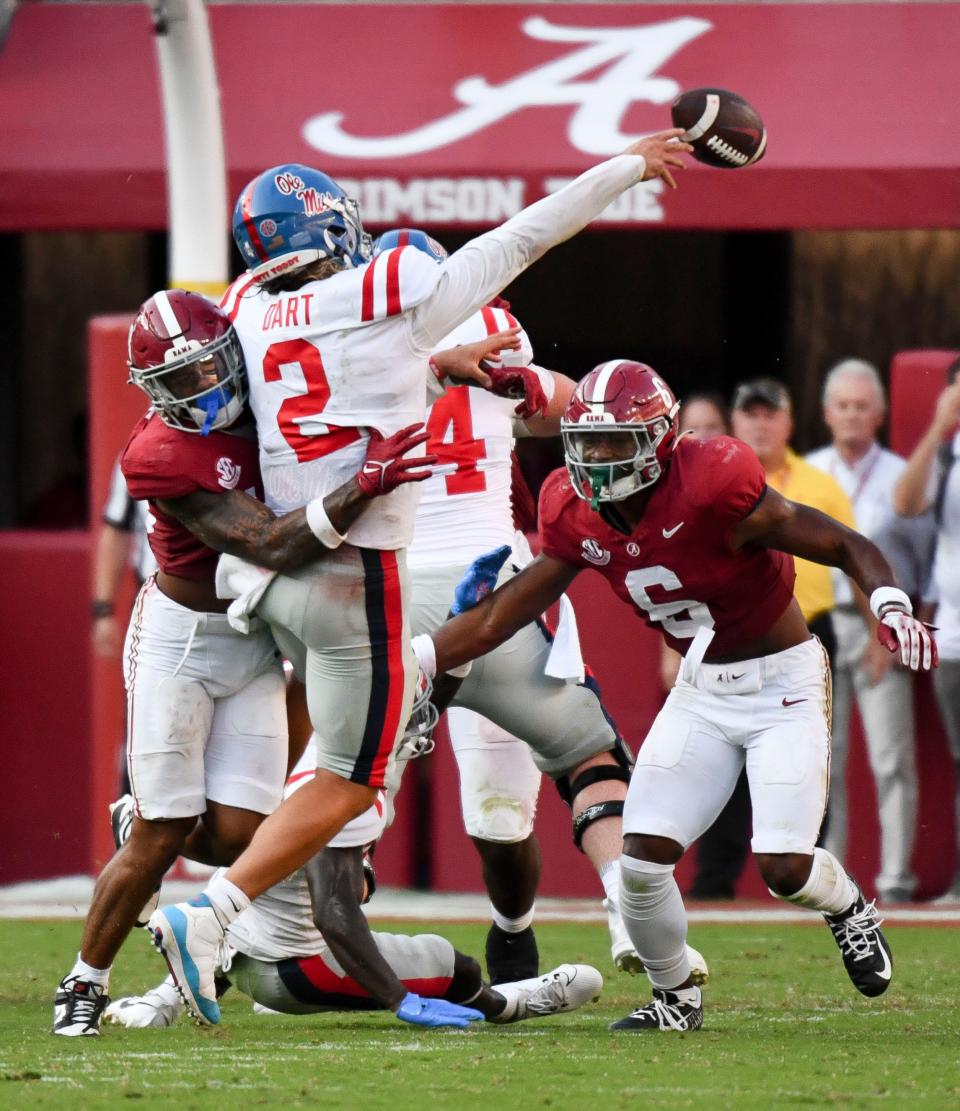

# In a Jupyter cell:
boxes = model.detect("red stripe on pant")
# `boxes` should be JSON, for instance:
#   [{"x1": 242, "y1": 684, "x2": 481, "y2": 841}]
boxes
[
  {"x1": 354, "y1": 549, "x2": 407, "y2": 788},
  {"x1": 297, "y1": 952, "x2": 452, "y2": 1002}
]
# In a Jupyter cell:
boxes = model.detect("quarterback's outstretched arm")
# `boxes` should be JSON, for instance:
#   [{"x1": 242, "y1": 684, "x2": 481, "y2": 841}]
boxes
[
  {"x1": 412, "y1": 131, "x2": 691, "y2": 351},
  {"x1": 429, "y1": 554, "x2": 580, "y2": 674}
]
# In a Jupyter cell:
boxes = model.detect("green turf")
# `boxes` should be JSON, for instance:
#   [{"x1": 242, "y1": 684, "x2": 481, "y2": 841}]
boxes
[{"x1": 2, "y1": 918, "x2": 959, "y2": 1109}]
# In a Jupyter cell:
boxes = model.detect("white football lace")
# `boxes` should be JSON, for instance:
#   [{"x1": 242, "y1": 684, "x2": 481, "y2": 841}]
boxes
[
  {"x1": 525, "y1": 973, "x2": 569, "y2": 1016},
  {"x1": 63, "y1": 981, "x2": 103, "y2": 1025},
  {"x1": 215, "y1": 939, "x2": 235, "y2": 976},
  {"x1": 705, "y1": 135, "x2": 750, "y2": 166},
  {"x1": 634, "y1": 995, "x2": 690, "y2": 1031},
  {"x1": 832, "y1": 901, "x2": 883, "y2": 961}
]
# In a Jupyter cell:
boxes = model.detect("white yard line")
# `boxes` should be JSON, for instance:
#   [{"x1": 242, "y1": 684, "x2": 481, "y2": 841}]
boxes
[{"x1": 3, "y1": 875, "x2": 959, "y2": 923}]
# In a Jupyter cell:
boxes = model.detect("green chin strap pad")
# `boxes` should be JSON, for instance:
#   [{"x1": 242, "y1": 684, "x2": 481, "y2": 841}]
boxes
[{"x1": 590, "y1": 470, "x2": 604, "y2": 510}]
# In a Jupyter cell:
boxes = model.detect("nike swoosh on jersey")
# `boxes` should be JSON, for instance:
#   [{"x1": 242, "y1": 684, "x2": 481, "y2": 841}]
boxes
[
  {"x1": 662, "y1": 522, "x2": 685, "y2": 539},
  {"x1": 781, "y1": 697, "x2": 808, "y2": 707}
]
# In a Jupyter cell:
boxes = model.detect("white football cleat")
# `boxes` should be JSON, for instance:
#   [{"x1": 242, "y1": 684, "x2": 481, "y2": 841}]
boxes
[
  {"x1": 490, "y1": 963, "x2": 603, "y2": 1023},
  {"x1": 147, "y1": 898, "x2": 224, "y2": 1025},
  {"x1": 105, "y1": 977, "x2": 183, "y2": 1028}
]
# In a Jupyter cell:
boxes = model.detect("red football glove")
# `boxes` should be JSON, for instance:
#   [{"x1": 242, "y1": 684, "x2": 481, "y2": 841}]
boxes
[
  {"x1": 356, "y1": 423, "x2": 437, "y2": 497},
  {"x1": 876, "y1": 610, "x2": 938, "y2": 671},
  {"x1": 485, "y1": 364, "x2": 549, "y2": 420}
]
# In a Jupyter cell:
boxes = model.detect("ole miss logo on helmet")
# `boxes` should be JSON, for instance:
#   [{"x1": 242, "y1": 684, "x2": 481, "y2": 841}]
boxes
[{"x1": 274, "y1": 171, "x2": 336, "y2": 217}]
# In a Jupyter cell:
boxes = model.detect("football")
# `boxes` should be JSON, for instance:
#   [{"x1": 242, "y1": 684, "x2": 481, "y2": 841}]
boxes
[{"x1": 670, "y1": 87, "x2": 767, "y2": 169}]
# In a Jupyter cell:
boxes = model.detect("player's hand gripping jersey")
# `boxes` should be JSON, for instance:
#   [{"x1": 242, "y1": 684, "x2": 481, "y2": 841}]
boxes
[
  {"x1": 539, "y1": 435, "x2": 797, "y2": 658},
  {"x1": 407, "y1": 303, "x2": 539, "y2": 569},
  {"x1": 121, "y1": 412, "x2": 262, "y2": 580}
]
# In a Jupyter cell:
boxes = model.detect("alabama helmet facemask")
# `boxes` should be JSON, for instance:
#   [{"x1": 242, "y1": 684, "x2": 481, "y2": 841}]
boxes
[
  {"x1": 127, "y1": 290, "x2": 248, "y2": 436},
  {"x1": 233, "y1": 163, "x2": 371, "y2": 283},
  {"x1": 562, "y1": 360, "x2": 679, "y2": 509}
]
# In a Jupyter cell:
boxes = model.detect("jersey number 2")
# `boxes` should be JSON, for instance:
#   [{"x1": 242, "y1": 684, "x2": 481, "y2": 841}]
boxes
[
  {"x1": 262, "y1": 340, "x2": 361, "y2": 463},
  {"x1": 426, "y1": 387, "x2": 487, "y2": 495}
]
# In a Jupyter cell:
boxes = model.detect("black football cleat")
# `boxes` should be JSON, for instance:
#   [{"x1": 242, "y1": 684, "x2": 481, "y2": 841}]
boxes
[
  {"x1": 824, "y1": 893, "x2": 893, "y2": 997},
  {"x1": 609, "y1": 987, "x2": 703, "y2": 1032},
  {"x1": 485, "y1": 923, "x2": 539, "y2": 986},
  {"x1": 52, "y1": 977, "x2": 111, "y2": 1037}
]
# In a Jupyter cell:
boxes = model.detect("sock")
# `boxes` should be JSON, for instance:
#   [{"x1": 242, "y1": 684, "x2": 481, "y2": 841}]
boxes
[
  {"x1": 201, "y1": 875, "x2": 250, "y2": 929},
  {"x1": 666, "y1": 985, "x2": 702, "y2": 1007},
  {"x1": 600, "y1": 859, "x2": 620, "y2": 907},
  {"x1": 491, "y1": 905, "x2": 535, "y2": 934},
  {"x1": 69, "y1": 954, "x2": 110, "y2": 988},
  {"x1": 774, "y1": 848, "x2": 859, "y2": 916},
  {"x1": 619, "y1": 855, "x2": 690, "y2": 991}
]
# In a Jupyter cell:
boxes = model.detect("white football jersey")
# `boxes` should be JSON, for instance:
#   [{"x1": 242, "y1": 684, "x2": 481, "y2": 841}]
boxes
[
  {"x1": 222, "y1": 247, "x2": 444, "y2": 549},
  {"x1": 226, "y1": 739, "x2": 386, "y2": 963},
  {"x1": 407, "y1": 305, "x2": 537, "y2": 569}
]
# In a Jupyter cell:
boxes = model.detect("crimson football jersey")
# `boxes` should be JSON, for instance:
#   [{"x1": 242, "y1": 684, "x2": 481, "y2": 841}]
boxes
[
  {"x1": 121, "y1": 412, "x2": 263, "y2": 581},
  {"x1": 539, "y1": 435, "x2": 796, "y2": 659}
]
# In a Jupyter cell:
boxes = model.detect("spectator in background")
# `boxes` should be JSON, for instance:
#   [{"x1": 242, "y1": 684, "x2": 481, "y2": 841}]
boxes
[
  {"x1": 662, "y1": 395, "x2": 753, "y2": 901},
  {"x1": 92, "y1": 459, "x2": 158, "y2": 658},
  {"x1": 893, "y1": 357, "x2": 960, "y2": 902},
  {"x1": 808, "y1": 359, "x2": 930, "y2": 902},
  {"x1": 730, "y1": 378, "x2": 856, "y2": 668}
]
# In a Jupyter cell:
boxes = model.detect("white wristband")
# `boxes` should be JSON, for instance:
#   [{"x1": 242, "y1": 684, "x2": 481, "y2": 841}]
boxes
[
  {"x1": 870, "y1": 586, "x2": 912, "y2": 620},
  {"x1": 305, "y1": 498, "x2": 347, "y2": 550},
  {"x1": 411, "y1": 634, "x2": 437, "y2": 681},
  {"x1": 446, "y1": 660, "x2": 473, "y2": 679}
]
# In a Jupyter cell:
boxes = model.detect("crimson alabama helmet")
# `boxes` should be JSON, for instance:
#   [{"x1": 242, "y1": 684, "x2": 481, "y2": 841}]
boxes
[
  {"x1": 562, "y1": 360, "x2": 679, "y2": 507},
  {"x1": 127, "y1": 290, "x2": 247, "y2": 435}
]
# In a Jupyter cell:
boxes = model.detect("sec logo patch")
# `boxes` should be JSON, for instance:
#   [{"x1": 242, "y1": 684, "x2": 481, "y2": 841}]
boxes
[{"x1": 581, "y1": 538, "x2": 610, "y2": 566}]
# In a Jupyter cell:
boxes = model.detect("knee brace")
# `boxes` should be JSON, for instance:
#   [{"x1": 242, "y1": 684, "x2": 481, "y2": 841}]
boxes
[
  {"x1": 558, "y1": 743, "x2": 633, "y2": 852},
  {"x1": 555, "y1": 736, "x2": 634, "y2": 808}
]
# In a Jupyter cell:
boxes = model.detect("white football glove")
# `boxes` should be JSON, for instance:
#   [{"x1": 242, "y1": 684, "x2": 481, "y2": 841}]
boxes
[{"x1": 870, "y1": 587, "x2": 938, "y2": 672}]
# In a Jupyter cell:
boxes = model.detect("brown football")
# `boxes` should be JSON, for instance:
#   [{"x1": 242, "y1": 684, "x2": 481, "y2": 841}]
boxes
[{"x1": 670, "y1": 87, "x2": 767, "y2": 169}]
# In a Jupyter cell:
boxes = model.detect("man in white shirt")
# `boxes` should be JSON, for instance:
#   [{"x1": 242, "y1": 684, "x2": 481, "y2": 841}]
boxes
[
  {"x1": 893, "y1": 357, "x2": 960, "y2": 901},
  {"x1": 808, "y1": 359, "x2": 918, "y2": 901}
]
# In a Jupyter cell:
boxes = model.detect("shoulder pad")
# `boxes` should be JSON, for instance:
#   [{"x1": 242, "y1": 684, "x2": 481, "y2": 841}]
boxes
[{"x1": 359, "y1": 246, "x2": 440, "y2": 323}]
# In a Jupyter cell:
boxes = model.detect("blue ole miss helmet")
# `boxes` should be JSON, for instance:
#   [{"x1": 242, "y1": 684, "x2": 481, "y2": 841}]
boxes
[{"x1": 232, "y1": 164, "x2": 372, "y2": 283}]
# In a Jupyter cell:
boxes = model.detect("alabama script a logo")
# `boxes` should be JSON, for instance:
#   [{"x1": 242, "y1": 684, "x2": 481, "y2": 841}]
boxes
[{"x1": 303, "y1": 16, "x2": 711, "y2": 158}]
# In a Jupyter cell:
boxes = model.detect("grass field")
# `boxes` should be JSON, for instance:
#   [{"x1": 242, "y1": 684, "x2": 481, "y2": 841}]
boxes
[{"x1": 2, "y1": 918, "x2": 959, "y2": 1109}]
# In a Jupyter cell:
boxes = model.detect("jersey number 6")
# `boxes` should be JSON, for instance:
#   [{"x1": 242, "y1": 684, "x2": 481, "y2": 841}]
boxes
[{"x1": 262, "y1": 340, "x2": 361, "y2": 463}]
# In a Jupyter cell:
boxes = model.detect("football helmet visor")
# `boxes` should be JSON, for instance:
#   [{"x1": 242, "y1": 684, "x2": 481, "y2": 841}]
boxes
[
  {"x1": 127, "y1": 290, "x2": 247, "y2": 436},
  {"x1": 562, "y1": 360, "x2": 679, "y2": 508},
  {"x1": 233, "y1": 164, "x2": 371, "y2": 282},
  {"x1": 373, "y1": 228, "x2": 448, "y2": 264}
]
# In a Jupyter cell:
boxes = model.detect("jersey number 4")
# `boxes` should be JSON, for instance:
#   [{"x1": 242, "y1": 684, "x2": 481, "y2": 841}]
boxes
[
  {"x1": 262, "y1": 340, "x2": 361, "y2": 463},
  {"x1": 426, "y1": 387, "x2": 487, "y2": 495}
]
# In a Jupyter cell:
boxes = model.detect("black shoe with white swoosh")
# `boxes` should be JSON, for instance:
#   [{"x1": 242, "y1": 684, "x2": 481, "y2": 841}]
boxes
[{"x1": 824, "y1": 892, "x2": 893, "y2": 997}]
